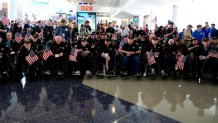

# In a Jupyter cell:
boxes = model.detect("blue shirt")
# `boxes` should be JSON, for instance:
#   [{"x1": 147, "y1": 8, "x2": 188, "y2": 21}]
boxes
[
  {"x1": 203, "y1": 28, "x2": 210, "y2": 38},
  {"x1": 192, "y1": 30, "x2": 203, "y2": 42},
  {"x1": 179, "y1": 32, "x2": 183, "y2": 39},
  {"x1": 209, "y1": 28, "x2": 217, "y2": 38}
]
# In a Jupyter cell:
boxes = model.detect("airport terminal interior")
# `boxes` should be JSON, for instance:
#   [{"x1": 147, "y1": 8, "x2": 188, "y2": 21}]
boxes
[{"x1": 0, "y1": 0, "x2": 218, "y2": 123}]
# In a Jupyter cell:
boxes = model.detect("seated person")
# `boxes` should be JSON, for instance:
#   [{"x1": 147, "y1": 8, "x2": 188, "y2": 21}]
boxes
[
  {"x1": 96, "y1": 38, "x2": 116, "y2": 76},
  {"x1": 118, "y1": 36, "x2": 141, "y2": 76}
]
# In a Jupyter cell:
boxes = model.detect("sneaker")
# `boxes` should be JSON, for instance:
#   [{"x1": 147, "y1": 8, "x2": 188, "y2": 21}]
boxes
[
  {"x1": 44, "y1": 70, "x2": 51, "y2": 75},
  {"x1": 135, "y1": 73, "x2": 140, "y2": 77},
  {"x1": 161, "y1": 70, "x2": 167, "y2": 77},
  {"x1": 86, "y1": 70, "x2": 92, "y2": 75},
  {"x1": 75, "y1": 71, "x2": 81, "y2": 75},
  {"x1": 123, "y1": 72, "x2": 128, "y2": 76},
  {"x1": 57, "y1": 71, "x2": 62, "y2": 75},
  {"x1": 151, "y1": 68, "x2": 155, "y2": 75},
  {"x1": 143, "y1": 72, "x2": 147, "y2": 77},
  {"x1": 3, "y1": 71, "x2": 8, "y2": 74},
  {"x1": 96, "y1": 70, "x2": 103, "y2": 76}
]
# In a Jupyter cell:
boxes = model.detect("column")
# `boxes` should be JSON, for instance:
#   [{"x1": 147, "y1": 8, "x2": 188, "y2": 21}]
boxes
[
  {"x1": 139, "y1": 14, "x2": 144, "y2": 28},
  {"x1": 172, "y1": 5, "x2": 178, "y2": 25},
  {"x1": 8, "y1": 0, "x2": 17, "y2": 20},
  {"x1": 149, "y1": 11, "x2": 153, "y2": 31}
]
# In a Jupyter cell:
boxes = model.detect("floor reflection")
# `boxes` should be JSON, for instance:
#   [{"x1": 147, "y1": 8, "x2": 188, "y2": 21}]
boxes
[
  {"x1": 0, "y1": 76, "x2": 178, "y2": 123},
  {"x1": 83, "y1": 77, "x2": 218, "y2": 123}
]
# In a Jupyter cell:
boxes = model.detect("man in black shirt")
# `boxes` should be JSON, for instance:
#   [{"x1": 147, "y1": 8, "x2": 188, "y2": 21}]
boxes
[
  {"x1": 118, "y1": 36, "x2": 141, "y2": 76},
  {"x1": 96, "y1": 38, "x2": 116, "y2": 76},
  {"x1": 188, "y1": 38, "x2": 204, "y2": 80},
  {"x1": 106, "y1": 23, "x2": 115, "y2": 36}
]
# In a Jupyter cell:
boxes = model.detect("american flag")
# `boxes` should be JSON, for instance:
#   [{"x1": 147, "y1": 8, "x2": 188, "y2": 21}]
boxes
[
  {"x1": 152, "y1": 16, "x2": 157, "y2": 24},
  {"x1": 15, "y1": 35, "x2": 23, "y2": 43},
  {"x1": 176, "y1": 55, "x2": 185, "y2": 70},
  {"x1": 25, "y1": 50, "x2": 39, "y2": 65},
  {"x1": 1, "y1": 17, "x2": 10, "y2": 26},
  {"x1": 146, "y1": 50, "x2": 156, "y2": 65},
  {"x1": 43, "y1": 47, "x2": 53, "y2": 61},
  {"x1": 69, "y1": 47, "x2": 79, "y2": 62}
]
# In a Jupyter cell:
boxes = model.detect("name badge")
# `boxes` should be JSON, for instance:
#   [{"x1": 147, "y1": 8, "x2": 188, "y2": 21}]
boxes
[
  {"x1": 1, "y1": 48, "x2": 4, "y2": 51},
  {"x1": 65, "y1": 29, "x2": 68, "y2": 31},
  {"x1": 55, "y1": 54, "x2": 60, "y2": 58},
  {"x1": 0, "y1": 55, "x2": 2, "y2": 59}
]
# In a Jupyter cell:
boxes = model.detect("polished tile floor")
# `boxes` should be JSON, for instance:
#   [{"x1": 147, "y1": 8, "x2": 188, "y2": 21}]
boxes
[
  {"x1": 0, "y1": 75, "x2": 217, "y2": 123},
  {"x1": 83, "y1": 77, "x2": 218, "y2": 123}
]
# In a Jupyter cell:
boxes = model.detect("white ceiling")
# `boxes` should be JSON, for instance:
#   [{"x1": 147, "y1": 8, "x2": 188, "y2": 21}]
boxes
[{"x1": 73, "y1": 0, "x2": 184, "y2": 18}]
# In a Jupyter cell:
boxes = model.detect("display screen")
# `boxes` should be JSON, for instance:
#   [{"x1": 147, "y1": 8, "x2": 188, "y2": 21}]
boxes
[{"x1": 77, "y1": 12, "x2": 96, "y2": 33}]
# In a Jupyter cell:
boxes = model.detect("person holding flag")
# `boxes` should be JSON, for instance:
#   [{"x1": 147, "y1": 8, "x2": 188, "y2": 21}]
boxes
[
  {"x1": 17, "y1": 37, "x2": 39, "y2": 77},
  {"x1": 146, "y1": 36, "x2": 165, "y2": 77}
]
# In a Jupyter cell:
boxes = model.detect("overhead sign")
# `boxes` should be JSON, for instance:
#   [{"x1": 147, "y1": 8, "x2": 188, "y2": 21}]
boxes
[{"x1": 77, "y1": 4, "x2": 96, "y2": 12}]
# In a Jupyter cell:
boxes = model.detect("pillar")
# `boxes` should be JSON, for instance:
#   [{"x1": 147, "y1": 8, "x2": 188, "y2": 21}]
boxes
[
  {"x1": 172, "y1": 5, "x2": 178, "y2": 25},
  {"x1": 139, "y1": 14, "x2": 144, "y2": 28},
  {"x1": 149, "y1": 11, "x2": 153, "y2": 31},
  {"x1": 8, "y1": 0, "x2": 17, "y2": 20}
]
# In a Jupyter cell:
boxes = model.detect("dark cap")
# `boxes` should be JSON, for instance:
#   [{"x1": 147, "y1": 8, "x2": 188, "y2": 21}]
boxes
[
  {"x1": 81, "y1": 38, "x2": 87, "y2": 42},
  {"x1": 188, "y1": 24, "x2": 193, "y2": 28},
  {"x1": 61, "y1": 19, "x2": 66, "y2": 23},
  {"x1": 192, "y1": 37, "x2": 197, "y2": 41},
  {"x1": 105, "y1": 38, "x2": 111, "y2": 42},
  {"x1": 128, "y1": 36, "x2": 134, "y2": 39},
  {"x1": 152, "y1": 36, "x2": 158, "y2": 40}
]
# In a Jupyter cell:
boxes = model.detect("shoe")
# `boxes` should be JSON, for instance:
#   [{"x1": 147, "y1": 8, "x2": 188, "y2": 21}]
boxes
[
  {"x1": 198, "y1": 78, "x2": 202, "y2": 83},
  {"x1": 96, "y1": 70, "x2": 103, "y2": 76},
  {"x1": 44, "y1": 70, "x2": 51, "y2": 75},
  {"x1": 123, "y1": 72, "x2": 128, "y2": 76},
  {"x1": 57, "y1": 71, "x2": 62, "y2": 75},
  {"x1": 151, "y1": 68, "x2": 155, "y2": 75},
  {"x1": 75, "y1": 71, "x2": 81, "y2": 75},
  {"x1": 161, "y1": 70, "x2": 167, "y2": 77},
  {"x1": 143, "y1": 72, "x2": 147, "y2": 77},
  {"x1": 3, "y1": 71, "x2": 8, "y2": 74},
  {"x1": 86, "y1": 70, "x2": 92, "y2": 75},
  {"x1": 135, "y1": 73, "x2": 140, "y2": 77}
]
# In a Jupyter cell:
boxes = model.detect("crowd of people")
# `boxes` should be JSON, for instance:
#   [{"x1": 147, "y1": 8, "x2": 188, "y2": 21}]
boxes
[{"x1": 0, "y1": 18, "x2": 217, "y2": 82}]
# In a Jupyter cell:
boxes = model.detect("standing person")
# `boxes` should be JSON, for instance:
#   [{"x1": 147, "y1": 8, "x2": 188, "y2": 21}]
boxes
[
  {"x1": 55, "y1": 19, "x2": 71, "y2": 45},
  {"x1": 202, "y1": 24, "x2": 210, "y2": 39},
  {"x1": 183, "y1": 25, "x2": 193, "y2": 48},
  {"x1": 43, "y1": 20, "x2": 54, "y2": 44},
  {"x1": 84, "y1": 20, "x2": 92, "y2": 34},
  {"x1": 106, "y1": 22, "x2": 115, "y2": 36},
  {"x1": 164, "y1": 22, "x2": 176, "y2": 42},
  {"x1": 0, "y1": 21, "x2": 7, "y2": 41},
  {"x1": 192, "y1": 25, "x2": 204, "y2": 43},
  {"x1": 209, "y1": 24, "x2": 218, "y2": 40}
]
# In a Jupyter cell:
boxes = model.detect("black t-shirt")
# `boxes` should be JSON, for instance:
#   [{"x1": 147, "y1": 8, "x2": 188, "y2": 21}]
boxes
[
  {"x1": 98, "y1": 43, "x2": 116, "y2": 57},
  {"x1": 106, "y1": 27, "x2": 115, "y2": 34},
  {"x1": 188, "y1": 43, "x2": 204, "y2": 56},
  {"x1": 0, "y1": 23, "x2": 6, "y2": 40},
  {"x1": 122, "y1": 43, "x2": 139, "y2": 56}
]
